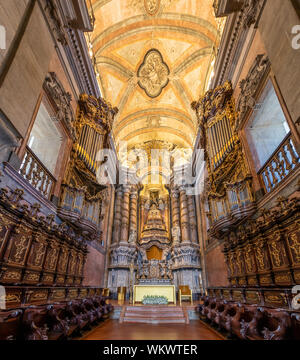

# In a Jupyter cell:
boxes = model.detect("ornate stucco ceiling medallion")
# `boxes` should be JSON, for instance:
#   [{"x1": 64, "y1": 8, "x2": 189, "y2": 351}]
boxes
[
  {"x1": 138, "y1": 49, "x2": 170, "y2": 98},
  {"x1": 144, "y1": 0, "x2": 161, "y2": 16}
]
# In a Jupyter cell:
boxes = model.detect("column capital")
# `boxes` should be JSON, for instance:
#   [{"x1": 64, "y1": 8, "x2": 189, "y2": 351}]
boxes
[
  {"x1": 123, "y1": 185, "x2": 131, "y2": 193},
  {"x1": 130, "y1": 191, "x2": 138, "y2": 199},
  {"x1": 171, "y1": 188, "x2": 179, "y2": 198},
  {"x1": 116, "y1": 186, "x2": 123, "y2": 195},
  {"x1": 179, "y1": 185, "x2": 187, "y2": 193}
]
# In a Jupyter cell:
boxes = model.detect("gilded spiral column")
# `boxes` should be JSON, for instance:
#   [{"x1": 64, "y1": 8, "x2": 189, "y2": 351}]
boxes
[
  {"x1": 112, "y1": 186, "x2": 123, "y2": 244},
  {"x1": 120, "y1": 186, "x2": 130, "y2": 243},
  {"x1": 129, "y1": 188, "x2": 138, "y2": 243},
  {"x1": 170, "y1": 187, "x2": 180, "y2": 244},
  {"x1": 187, "y1": 195, "x2": 198, "y2": 243},
  {"x1": 171, "y1": 188, "x2": 180, "y2": 226},
  {"x1": 179, "y1": 186, "x2": 191, "y2": 243}
]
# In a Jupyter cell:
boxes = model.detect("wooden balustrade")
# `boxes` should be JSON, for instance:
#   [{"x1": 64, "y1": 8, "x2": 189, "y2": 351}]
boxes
[
  {"x1": 258, "y1": 133, "x2": 300, "y2": 193},
  {"x1": 19, "y1": 147, "x2": 56, "y2": 200}
]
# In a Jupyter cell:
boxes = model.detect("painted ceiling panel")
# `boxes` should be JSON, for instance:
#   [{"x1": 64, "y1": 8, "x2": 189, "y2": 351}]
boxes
[{"x1": 87, "y1": 0, "x2": 224, "y2": 179}]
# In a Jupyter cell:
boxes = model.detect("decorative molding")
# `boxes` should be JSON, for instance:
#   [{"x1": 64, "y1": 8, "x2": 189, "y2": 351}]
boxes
[
  {"x1": 40, "y1": 0, "x2": 100, "y2": 98},
  {"x1": 214, "y1": 0, "x2": 266, "y2": 27},
  {"x1": 212, "y1": 0, "x2": 266, "y2": 88},
  {"x1": 213, "y1": 0, "x2": 243, "y2": 18},
  {"x1": 44, "y1": 72, "x2": 76, "y2": 139},
  {"x1": 44, "y1": 0, "x2": 68, "y2": 45},
  {"x1": 60, "y1": 0, "x2": 94, "y2": 31},
  {"x1": 236, "y1": 54, "x2": 270, "y2": 130},
  {"x1": 144, "y1": 0, "x2": 161, "y2": 16},
  {"x1": 241, "y1": 0, "x2": 266, "y2": 29}
]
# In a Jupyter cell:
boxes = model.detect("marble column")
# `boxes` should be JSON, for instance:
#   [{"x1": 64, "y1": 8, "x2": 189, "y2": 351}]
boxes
[
  {"x1": 187, "y1": 195, "x2": 198, "y2": 243},
  {"x1": 128, "y1": 188, "x2": 138, "y2": 243},
  {"x1": 179, "y1": 186, "x2": 191, "y2": 243},
  {"x1": 120, "y1": 186, "x2": 130, "y2": 243},
  {"x1": 112, "y1": 186, "x2": 123, "y2": 244}
]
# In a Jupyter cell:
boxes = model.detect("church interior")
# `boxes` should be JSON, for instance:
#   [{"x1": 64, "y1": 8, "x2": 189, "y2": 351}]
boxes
[{"x1": 0, "y1": 0, "x2": 299, "y2": 341}]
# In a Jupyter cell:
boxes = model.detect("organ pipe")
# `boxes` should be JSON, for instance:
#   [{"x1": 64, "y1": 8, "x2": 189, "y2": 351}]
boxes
[{"x1": 76, "y1": 123, "x2": 106, "y2": 173}]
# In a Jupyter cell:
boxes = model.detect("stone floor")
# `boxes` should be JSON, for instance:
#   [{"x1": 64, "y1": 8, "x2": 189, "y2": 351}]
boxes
[{"x1": 80, "y1": 319, "x2": 225, "y2": 340}]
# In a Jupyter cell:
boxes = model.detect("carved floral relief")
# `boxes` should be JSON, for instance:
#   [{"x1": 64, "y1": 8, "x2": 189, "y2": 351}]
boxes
[
  {"x1": 138, "y1": 49, "x2": 169, "y2": 98},
  {"x1": 144, "y1": 0, "x2": 161, "y2": 15}
]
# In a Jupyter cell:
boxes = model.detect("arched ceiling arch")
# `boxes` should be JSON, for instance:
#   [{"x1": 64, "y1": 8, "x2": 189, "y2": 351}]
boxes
[{"x1": 87, "y1": 0, "x2": 225, "y2": 185}]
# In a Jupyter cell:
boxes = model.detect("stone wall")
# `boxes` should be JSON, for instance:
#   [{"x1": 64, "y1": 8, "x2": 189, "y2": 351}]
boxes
[
  {"x1": 259, "y1": 0, "x2": 300, "y2": 125},
  {"x1": 0, "y1": 2, "x2": 55, "y2": 137},
  {"x1": 83, "y1": 245, "x2": 106, "y2": 287},
  {"x1": 205, "y1": 244, "x2": 229, "y2": 287}
]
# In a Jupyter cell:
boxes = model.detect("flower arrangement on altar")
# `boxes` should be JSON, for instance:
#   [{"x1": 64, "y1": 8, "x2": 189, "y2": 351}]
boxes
[{"x1": 141, "y1": 295, "x2": 168, "y2": 305}]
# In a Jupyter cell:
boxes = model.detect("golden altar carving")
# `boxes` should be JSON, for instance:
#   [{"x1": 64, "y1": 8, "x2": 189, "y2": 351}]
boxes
[{"x1": 133, "y1": 285, "x2": 176, "y2": 305}]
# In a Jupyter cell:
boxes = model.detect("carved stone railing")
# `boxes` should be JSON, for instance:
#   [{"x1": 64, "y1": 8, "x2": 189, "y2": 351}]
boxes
[
  {"x1": 258, "y1": 134, "x2": 300, "y2": 194},
  {"x1": 19, "y1": 147, "x2": 56, "y2": 200}
]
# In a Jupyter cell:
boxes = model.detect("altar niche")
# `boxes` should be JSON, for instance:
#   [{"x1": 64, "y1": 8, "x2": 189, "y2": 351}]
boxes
[
  {"x1": 137, "y1": 196, "x2": 173, "y2": 285},
  {"x1": 137, "y1": 245, "x2": 173, "y2": 285},
  {"x1": 107, "y1": 184, "x2": 201, "y2": 295}
]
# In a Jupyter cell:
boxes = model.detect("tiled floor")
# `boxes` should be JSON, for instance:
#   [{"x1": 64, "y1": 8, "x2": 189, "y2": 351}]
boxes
[{"x1": 81, "y1": 319, "x2": 224, "y2": 340}]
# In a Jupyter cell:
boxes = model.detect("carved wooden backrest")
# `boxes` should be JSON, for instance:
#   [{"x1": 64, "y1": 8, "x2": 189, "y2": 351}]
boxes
[
  {"x1": 179, "y1": 285, "x2": 191, "y2": 295},
  {"x1": 117, "y1": 287, "x2": 126, "y2": 295}
]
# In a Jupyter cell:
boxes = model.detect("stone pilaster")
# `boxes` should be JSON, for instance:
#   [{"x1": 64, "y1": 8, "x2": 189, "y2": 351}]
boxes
[
  {"x1": 107, "y1": 245, "x2": 137, "y2": 293},
  {"x1": 171, "y1": 243, "x2": 201, "y2": 294}
]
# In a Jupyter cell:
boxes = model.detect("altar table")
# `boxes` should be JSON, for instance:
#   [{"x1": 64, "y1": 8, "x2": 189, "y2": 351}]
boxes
[{"x1": 133, "y1": 285, "x2": 176, "y2": 305}]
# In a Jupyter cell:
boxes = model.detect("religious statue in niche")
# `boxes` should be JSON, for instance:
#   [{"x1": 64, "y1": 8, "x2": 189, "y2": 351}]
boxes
[
  {"x1": 138, "y1": 49, "x2": 169, "y2": 98},
  {"x1": 140, "y1": 202, "x2": 169, "y2": 244},
  {"x1": 172, "y1": 226, "x2": 181, "y2": 245},
  {"x1": 128, "y1": 229, "x2": 137, "y2": 244}
]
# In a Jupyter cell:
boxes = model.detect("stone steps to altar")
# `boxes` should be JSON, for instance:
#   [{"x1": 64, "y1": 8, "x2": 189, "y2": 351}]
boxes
[{"x1": 120, "y1": 306, "x2": 189, "y2": 324}]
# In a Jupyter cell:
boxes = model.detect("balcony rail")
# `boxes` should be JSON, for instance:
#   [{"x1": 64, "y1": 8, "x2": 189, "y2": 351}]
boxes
[
  {"x1": 258, "y1": 133, "x2": 300, "y2": 193},
  {"x1": 19, "y1": 147, "x2": 56, "y2": 200}
]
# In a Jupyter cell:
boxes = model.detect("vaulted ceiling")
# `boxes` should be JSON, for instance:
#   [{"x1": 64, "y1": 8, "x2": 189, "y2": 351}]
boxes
[{"x1": 87, "y1": 0, "x2": 224, "y2": 178}]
